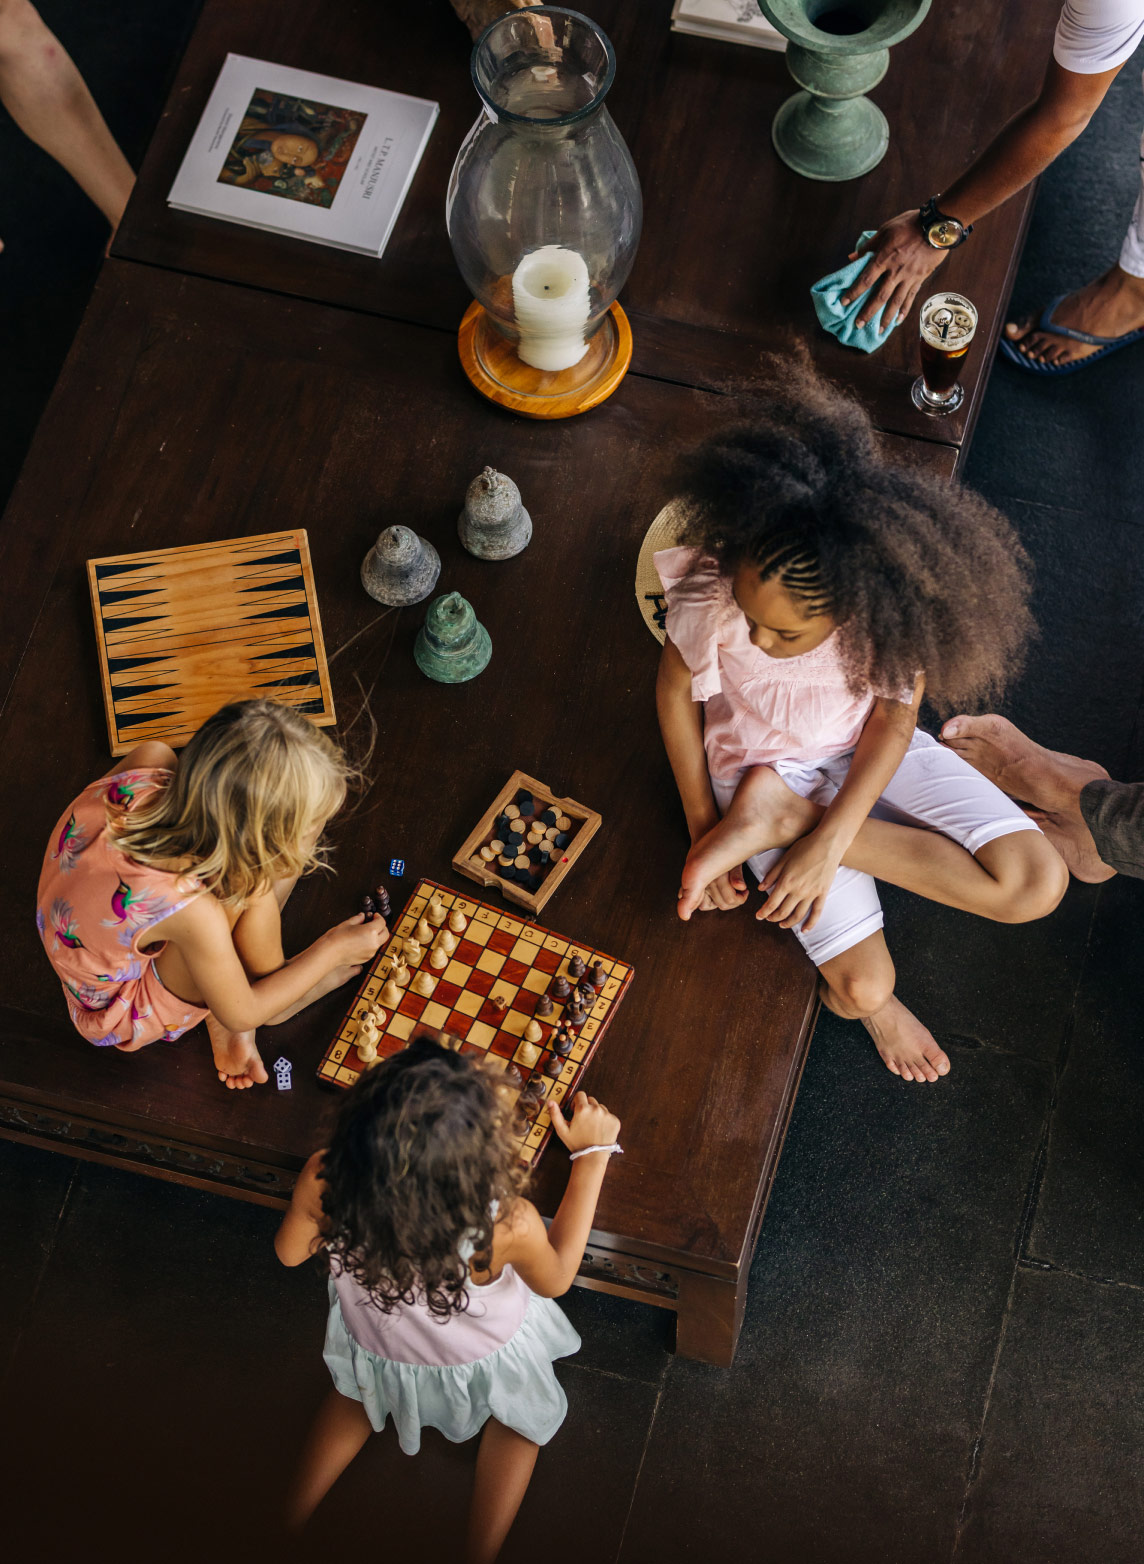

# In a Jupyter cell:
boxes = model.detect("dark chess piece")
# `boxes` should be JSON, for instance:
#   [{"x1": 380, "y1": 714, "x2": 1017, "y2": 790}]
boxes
[
  {"x1": 566, "y1": 1003, "x2": 587, "y2": 1028},
  {"x1": 361, "y1": 894, "x2": 376, "y2": 921},
  {"x1": 535, "y1": 992, "x2": 554, "y2": 1017},
  {"x1": 589, "y1": 961, "x2": 606, "y2": 990},
  {"x1": 574, "y1": 981, "x2": 594, "y2": 1009},
  {"x1": 551, "y1": 975, "x2": 571, "y2": 1000},
  {"x1": 504, "y1": 1064, "x2": 523, "y2": 1086},
  {"x1": 568, "y1": 954, "x2": 585, "y2": 980},
  {"x1": 552, "y1": 1029, "x2": 574, "y2": 1058},
  {"x1": 374, "y1": 886, "x2": 391, "y2": 919},
  {"x1": 543, "y1": 1053, "x2": 563, "y2": 1078}
]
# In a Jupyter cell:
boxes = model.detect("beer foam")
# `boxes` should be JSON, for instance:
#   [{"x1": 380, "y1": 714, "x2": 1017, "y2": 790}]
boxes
[{"x1": 920, "y1": 292, "x2": 977, "y2": 350}]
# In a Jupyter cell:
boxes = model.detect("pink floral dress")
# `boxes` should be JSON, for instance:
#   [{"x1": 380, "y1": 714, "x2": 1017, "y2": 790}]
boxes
[{"x1": 36, "y1": 768, "x2": 210, "y2": 1050}]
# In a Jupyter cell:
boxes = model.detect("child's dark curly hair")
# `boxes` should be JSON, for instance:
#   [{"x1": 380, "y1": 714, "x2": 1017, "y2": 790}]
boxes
[
  {"x1": 319, "y1": 1034, "x2": 529, "y2": 1318},
  {"x1": 674, "y1": 356, "x2": 1034, "y2": 710}
]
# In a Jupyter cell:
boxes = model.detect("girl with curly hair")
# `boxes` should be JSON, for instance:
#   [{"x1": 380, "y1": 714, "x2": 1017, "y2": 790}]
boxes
[
  {"x1": 275, "y1": 1034, "x2": 622, "y2": 1563},
  {"x1": 656, "y1": 361, "x2": 1068, "y2": 1083}
]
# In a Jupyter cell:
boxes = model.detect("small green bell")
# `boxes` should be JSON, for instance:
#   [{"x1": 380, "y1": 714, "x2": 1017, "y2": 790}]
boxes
[{"x1": 413, "y1": 592, "x2": 492, "y2": 683}]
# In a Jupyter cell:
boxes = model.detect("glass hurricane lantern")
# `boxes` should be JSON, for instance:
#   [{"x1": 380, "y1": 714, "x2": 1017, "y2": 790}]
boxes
[{"x1": 446, "y1": 6, "x2": 642, "y2": 419}]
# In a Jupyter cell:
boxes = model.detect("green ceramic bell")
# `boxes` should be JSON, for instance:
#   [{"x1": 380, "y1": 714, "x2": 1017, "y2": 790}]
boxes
[
  {"x1": 758, "y1": 0, "x2": 931, "y2": 182},
  {"x1": 414, "y1": 592, "x2": 492, "y2": 683}
]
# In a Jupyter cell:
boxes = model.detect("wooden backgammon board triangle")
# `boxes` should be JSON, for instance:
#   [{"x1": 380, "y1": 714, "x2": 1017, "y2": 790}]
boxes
[{"x1": 87, "y1": 530, "x2": 336, "y2": 753}]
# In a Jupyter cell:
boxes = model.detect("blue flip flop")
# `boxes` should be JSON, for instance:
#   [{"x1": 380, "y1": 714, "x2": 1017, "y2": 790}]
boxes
[{"x1": 998, "y1": 292, "x2": 1144, "y2": 375}]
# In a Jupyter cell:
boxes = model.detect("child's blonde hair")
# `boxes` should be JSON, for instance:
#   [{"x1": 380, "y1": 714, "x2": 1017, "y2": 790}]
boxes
[{"x1": 110, "y1": 700, "x2": 352, "y2": 905}]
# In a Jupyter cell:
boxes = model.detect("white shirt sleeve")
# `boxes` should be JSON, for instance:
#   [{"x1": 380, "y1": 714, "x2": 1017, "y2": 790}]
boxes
[{"x1": 1054, "y1": 0, "x2": 1144, "y2": 73}]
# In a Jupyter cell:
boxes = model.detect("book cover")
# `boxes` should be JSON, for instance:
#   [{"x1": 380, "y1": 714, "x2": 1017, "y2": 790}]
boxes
[
  {"x1": 167, "y1": 54, "x2": 438, "y2": 256},
  {"x1": 671, "y1": 0, "x2": 786, "y2": 50}
]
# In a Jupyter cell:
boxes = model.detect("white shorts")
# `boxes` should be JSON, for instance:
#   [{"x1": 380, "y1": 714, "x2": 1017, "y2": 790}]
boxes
[{"x1": 710, "y1": 730, "x2": 1042, "y2": 966}]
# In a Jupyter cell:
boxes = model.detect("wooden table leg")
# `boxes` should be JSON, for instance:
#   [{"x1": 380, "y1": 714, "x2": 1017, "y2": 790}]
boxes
[{"x1": 673, "y1": 1269, "x2": 746, "y2": 1367}]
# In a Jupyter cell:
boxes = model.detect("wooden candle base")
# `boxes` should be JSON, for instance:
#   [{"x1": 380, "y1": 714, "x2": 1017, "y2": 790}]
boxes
[{"x1": 457, "y1": 300, "x2": 633, "y2": 420}]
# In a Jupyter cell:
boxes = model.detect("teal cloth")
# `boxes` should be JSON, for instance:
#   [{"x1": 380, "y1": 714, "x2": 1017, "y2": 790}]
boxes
[
  {"x1": 811, "y1": 231, "x2": 897, "y2": 354},
  {"x1": 323, "y1": 1281, "x2": 581, "y2": 1454}
]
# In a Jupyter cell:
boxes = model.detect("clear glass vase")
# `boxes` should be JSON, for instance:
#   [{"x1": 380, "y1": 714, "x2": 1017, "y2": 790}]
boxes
[{"x1": 446, "y1": 7, "x2": 642, "y2": 380}]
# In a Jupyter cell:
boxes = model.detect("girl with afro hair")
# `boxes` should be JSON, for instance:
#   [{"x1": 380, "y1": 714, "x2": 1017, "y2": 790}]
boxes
[{"x1": 656, "y1": 359, "x2": 1067, "y2": 1083}]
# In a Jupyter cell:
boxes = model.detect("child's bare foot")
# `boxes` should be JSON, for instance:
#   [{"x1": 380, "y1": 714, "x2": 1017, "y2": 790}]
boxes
[
  {"x1": 678, "y1": 767, "x2": 816, "y2": 920},
  {"x1": 860, "y1": 994, "x2": 950, "y2": 1082},
  {"x1": 207, "y1": 1013, "x2": 269, "y2": 1089}
]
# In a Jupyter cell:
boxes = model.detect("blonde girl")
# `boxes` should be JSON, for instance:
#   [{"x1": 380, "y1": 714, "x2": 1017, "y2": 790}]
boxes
[{"x1": 36, "y1": 699, "x2": 387, "y2": 1088}]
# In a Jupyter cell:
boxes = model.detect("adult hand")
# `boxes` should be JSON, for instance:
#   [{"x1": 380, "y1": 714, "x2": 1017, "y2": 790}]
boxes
[
  {"x1": 840, "y1": 211, "x2": 947, "y2": 328},
  {"x1": 756, "y1": 833, "x2": 842, "y2": 931}
]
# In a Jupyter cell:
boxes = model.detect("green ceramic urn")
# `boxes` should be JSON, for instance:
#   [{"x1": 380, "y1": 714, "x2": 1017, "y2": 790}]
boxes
[{"x1": 757, "y1": 0, "x2": 931, "y2": 181}]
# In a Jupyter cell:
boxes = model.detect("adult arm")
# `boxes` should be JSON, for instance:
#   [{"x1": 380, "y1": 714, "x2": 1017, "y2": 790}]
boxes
[
  {"x1": 759, "y1": 680, "x2": 922, "y2": 928},
  {"x1": 845, "y1": 59, "x2": 1123, "y2": 327}
]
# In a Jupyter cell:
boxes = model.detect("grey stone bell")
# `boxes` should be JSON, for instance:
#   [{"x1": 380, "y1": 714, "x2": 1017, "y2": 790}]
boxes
[
  {"x1": 457, "y1": 466, "x2": 532, "y2": 561},
  {"x1": 360, "y1": 525, "x2": 441, "y2": 607}
]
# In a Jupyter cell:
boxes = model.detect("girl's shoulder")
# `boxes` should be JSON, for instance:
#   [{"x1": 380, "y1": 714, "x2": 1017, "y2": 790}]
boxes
[{"x1": 86, "y1": 765, "x2": 173, "y2": 815}]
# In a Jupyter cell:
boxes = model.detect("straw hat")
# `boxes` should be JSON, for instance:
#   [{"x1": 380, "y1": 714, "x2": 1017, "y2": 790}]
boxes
[{"x1": 634, "y1": 500, "x2": 690, "y2": 645}]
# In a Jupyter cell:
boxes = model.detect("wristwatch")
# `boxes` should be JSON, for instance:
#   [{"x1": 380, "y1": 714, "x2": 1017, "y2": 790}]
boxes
[{"x1": 918, "y1": 197, "x2": 973, "y2": 250}]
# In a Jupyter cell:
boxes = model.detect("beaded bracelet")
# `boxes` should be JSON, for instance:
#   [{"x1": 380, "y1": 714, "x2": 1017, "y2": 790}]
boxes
[{"x1": 569, "y1": 1143, "x2": 623, "y2": 1161}]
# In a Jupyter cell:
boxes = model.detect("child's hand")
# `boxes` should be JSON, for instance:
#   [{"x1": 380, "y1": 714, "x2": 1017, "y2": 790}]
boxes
[
  {"x1": 702, "y1": 867, "x2": 748, "y2": 912},
  {"x1": 324, "y1": 912, "x2": 389, "y2": 966},
  {"x1": 757, "y1": 834, "x2": 842, "y2": 931},
  {"x1": 548, "y1": 1091, "x2": 621, "y2": 1154}
]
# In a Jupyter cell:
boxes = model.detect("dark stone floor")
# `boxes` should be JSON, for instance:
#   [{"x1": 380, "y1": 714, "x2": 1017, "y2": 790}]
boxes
[{"x1": 3, "y1": 9, "x2": 1143, "y2": 1562}]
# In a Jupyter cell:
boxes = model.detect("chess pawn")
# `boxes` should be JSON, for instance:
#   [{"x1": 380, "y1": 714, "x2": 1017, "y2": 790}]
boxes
[
  {"x1": 360, "y1": 524, "x2": 441, "y2": 607},
  {"x1": 448, "y1": 908, "x2": 468, "y2": 934},
  {"x1": 551, "y1": 975, "x2": 571, "y2": 1000},
  {"x1": 517, "y1": 1037, "x2": 542, "y2": 1068},
  {"x1": 414, "y1": 592, "x2": 492, "y2": 684},
  {"x1": 427, "y1": 895, "x2": 447, "y2": 926},
  {"x1": 414, "y1": 916, "x2": 434, "y2": 944},
  {"x1": 380, "y1": 976, "x2": 402, "y2": 1009},
  {"x1": 567, "y1": 954, "x2": 585, "y2": 980},
  {"x1": 457, "y1": 465, "x2": 533, "y2": 561},
  {"x1": 523, "y1": 1018, "x2": 543, "y2": 1044},
  {"x1": 374, "y1": 886, "x2": 392, "y2": 919},
  {"x1": 412, "y1": 970, "x2": 436, "y2": 996},
  {"x1": 436, "y1": 929, "x2": 458, "y2": 956},
  {"x1": 429, "y1": 946, "x2": 449, "y2": 970},
  {"x1": 535, "y1": 992, "x2": 554, "y2": 1018}
]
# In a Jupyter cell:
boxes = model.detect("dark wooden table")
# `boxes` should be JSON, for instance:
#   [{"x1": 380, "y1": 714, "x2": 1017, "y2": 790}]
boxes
[
  {"x1": 2, "y1": 0, "x2": 1033, "y2": 1363},
  {"x1": 113, "y1": 0, "x2": 1061, "y2": 452},
  {"x1": 0, "y1": 264, "x2": 952, "y2": 1362}
]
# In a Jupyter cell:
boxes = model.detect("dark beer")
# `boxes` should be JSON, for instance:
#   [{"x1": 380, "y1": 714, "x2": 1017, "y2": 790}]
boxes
[{"x1": 911, "y1": 293, "x2": 978, "y2": 415}]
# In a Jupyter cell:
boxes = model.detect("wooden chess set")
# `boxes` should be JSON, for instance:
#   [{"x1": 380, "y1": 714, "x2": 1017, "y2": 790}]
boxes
[
  {"x1": 316, "y1": 877, "x2": 633, "y2": 1165},
  {"x1": 86, "y1": 530, "x2": 335, "y2": 753},
  {"x1": 453, "y1": 771, "x2": 601, "y2": 914}
]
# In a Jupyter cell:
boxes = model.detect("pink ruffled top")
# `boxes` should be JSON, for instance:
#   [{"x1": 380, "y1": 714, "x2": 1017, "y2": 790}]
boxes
[{"x1": 656, "y1": 546, "x2": 878, "y2": 781}]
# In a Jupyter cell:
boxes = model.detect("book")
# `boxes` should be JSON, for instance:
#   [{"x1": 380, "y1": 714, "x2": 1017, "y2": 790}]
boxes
[
  {"x1": 167, "y1": 54, "x2": 438, "y2": 256},
  {"x1": 670, "y1": 0, "x2": 786, "y2": 50}
]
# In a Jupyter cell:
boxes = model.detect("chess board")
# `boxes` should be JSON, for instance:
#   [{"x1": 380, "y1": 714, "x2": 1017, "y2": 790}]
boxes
[
  {"x1": 87, "y1": 530, "x2": 335, "y2": 754},
  {"x1": 317, "y1": 878, "x2": 634, "y2": 1164}
]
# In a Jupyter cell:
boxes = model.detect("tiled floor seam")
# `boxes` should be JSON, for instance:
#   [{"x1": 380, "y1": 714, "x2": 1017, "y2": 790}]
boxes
[
  {"x1": 1018, "y1": 1254, "x2": 1144, "y2": 1293},
  {"x1": 0, "y1": 1159, "x2": 78, "y2": 1395},
  {"x1": 613, "y1": 1373, "x2": 668, "y2": 1564},
  {"x1": 949, "y1": 1260, "x2": 1021, "y2": 1562}
]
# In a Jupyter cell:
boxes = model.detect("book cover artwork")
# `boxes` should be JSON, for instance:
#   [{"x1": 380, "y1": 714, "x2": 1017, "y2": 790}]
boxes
[{"x1": 218, "y1": 89, "x2": 367, "y2": 208}]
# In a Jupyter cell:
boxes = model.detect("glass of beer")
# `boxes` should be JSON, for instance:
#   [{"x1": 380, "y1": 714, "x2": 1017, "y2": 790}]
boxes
[{"x1": 911, "y1": 292, "x2": 978, "y2": 415}]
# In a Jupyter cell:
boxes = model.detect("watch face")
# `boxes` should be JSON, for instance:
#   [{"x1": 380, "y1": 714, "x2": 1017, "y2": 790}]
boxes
[{"x1": 927, "y1": 219, "x2": 962, "y2": 249}]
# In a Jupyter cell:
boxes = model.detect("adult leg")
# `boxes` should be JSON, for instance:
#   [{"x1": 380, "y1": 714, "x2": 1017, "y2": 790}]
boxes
[
  {"x1": 0, "y1": 0, "x2": 134, "y2": 234},
  {"x1": 818, "y1": 931, "x2": 950, "y2": 1083},
  {"x1": 1003, "y1": 66, "x2": 1144, "y2": 367},
  {"x1": 285, "y1": 1388, "x2": 373, "y2": 1531},
  {"x1": 466, "y1": 1420, "x2": 539, "y2": 1564},
  {"x1": 941, "y1": 714, "x2": 1118, "y2": 882}
]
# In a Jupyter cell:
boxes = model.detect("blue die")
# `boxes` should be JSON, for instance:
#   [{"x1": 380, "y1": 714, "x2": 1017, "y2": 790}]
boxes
[{"x1": 389, "y1": 858, "x2": 405, "y2": 877}]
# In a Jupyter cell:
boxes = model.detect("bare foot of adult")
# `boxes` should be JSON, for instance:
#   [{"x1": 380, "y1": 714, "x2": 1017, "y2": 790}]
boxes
[
  {"x1": 1025, "y1": 809, "x2": 1117, "y2": 885},
  {"x1": 860, "y1": 994, "x2": 951, "y2": 1083},
  {"x1": 1004, "y1": 266, "x2": 1144, "y2": 367},
  {"x1": 206, "y1": 1014, "x2": 269, "y2": 1090},
  {"x1": 941, "y1": 714, "x2": 1109, "y2": 811},
  {"x1": 677, "y1": 767, "x2": 817, "y2": 920}
]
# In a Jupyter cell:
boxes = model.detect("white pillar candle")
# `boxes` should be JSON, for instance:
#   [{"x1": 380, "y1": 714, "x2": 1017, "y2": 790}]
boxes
[{"x1": 511, "y1": 245, "x2": 592, "y2": 372}]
